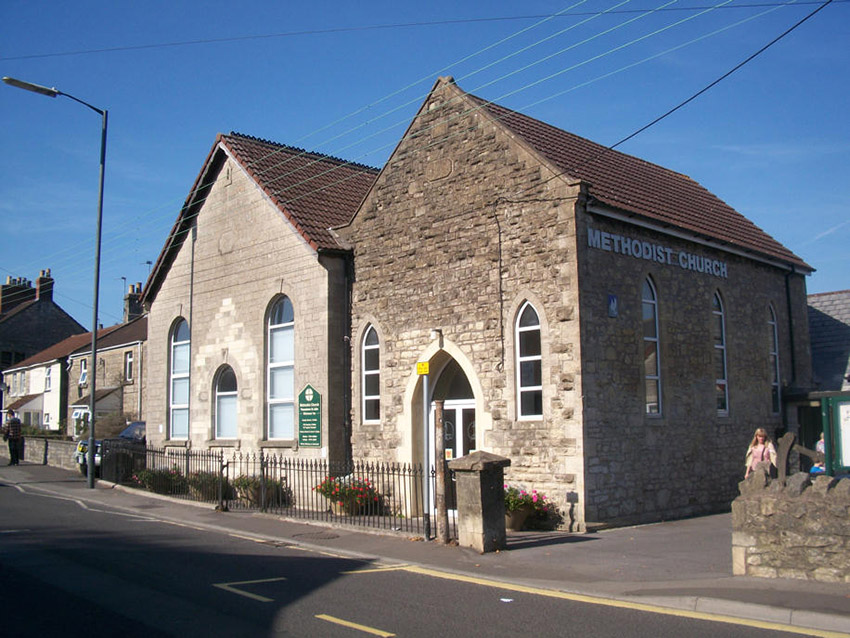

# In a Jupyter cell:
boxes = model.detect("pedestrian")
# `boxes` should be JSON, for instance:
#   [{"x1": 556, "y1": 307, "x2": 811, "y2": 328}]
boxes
[
  {"x1": 744, "y1": 427, "x2": 776, "y2": 479},
  {"x1": 811, "y1": 431, "x2": 826, "y2": 473},
  {"x1": 3, "y1": 410, "x2": 23, "y2": 465}
]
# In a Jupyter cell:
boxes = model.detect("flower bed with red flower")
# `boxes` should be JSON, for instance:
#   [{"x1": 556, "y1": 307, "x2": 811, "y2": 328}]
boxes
[{"x1": 314, "y1": 475, "x2": 383, "y2": 514}]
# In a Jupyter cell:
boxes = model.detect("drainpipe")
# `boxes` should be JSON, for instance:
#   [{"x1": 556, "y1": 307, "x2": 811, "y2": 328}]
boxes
[{"x1": 784, "y1": 266, "x2": 797, "y2": 387}]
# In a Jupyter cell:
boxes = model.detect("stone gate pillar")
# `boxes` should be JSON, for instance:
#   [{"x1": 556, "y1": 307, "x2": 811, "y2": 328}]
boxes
[{"x1": 448, "y1": 451, "x2": 511, "y2": 553}]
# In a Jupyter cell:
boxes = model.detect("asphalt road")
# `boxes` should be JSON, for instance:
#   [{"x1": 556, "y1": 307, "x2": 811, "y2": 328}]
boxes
[{"x1": 0, "y1": 481, "x2": 809, "y2": 637}]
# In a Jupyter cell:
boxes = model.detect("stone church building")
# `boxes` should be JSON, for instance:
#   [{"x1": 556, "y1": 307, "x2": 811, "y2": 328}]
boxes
[
  {"x1": 337, "y1": 77, "x2": 813, "y2": 530},
  {"x1": 141, "y1": 77, "x2": 813, "y2": 530}
]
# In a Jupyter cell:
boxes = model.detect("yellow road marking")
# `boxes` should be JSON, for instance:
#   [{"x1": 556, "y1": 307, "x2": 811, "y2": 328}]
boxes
[
  {"x1": 316, "y1": 614, "x2": 395, "y2": 637},
  {"x1": 349, "y1": 564, "x2": 848, "y2": 638},
  {"x1": 212, "y1": 577, "x2": 287, "y2": 603},
  {"x1": 341, "y1": 564, "x2": 410, "y2": 575}
]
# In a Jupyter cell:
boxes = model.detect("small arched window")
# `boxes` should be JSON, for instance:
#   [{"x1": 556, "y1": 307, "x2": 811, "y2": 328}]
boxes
[
  {"x1": 713, "y1": 292, "x2": 728, "y2": 415},
  {"x1": 215, "y1": 365, "x2": 237, "y2": 439},
  {"x1": 516, "y1": 301, "x2": 542, "y2": 418},
  {"x1": 267, "y1": 297, "x2": 295, "y2": 439},
  {"x1": 170, "y1": 318, "x2": 190, "y2": 439},
  {"x1": 642, "y1": 278, "x2": 661, "y2": 415},
  {"x1": 768, "y1": 305, "x2": 780, "y2": 414},
  {"x1": 362, "y1": 326, "x2": 380, "y2": 422}
]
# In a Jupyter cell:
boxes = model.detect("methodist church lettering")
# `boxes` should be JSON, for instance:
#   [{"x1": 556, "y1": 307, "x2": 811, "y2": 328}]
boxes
[{"x1": 587, "y1": 228, "x2": 728, "y2": 278}]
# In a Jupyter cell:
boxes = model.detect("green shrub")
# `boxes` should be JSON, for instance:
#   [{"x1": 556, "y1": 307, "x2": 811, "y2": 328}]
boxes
[{"x1": 132, "y1": 467, "x2": 188, "y2": 495}]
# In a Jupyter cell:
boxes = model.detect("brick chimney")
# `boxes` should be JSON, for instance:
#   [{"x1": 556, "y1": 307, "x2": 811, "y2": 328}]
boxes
[
  {"x1": 36, "y1": 269, "x2": 54, "y2": 301},
  {"x1": 124, "y1": 282, "x2": 144, "y2": 322},
  {"x1": 0, "y1": 275, "x2": 36, "y2": 314}
]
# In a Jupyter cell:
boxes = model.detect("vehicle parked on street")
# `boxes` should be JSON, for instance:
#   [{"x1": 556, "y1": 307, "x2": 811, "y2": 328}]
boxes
[{"x1": 75, "y1": 421, "x2": 146, "y2": 477}]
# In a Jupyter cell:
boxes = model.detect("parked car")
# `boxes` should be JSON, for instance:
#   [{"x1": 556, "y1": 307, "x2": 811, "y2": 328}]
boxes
[{"x1": 75, "y1": 421, "x2": 146, "y2": 476}]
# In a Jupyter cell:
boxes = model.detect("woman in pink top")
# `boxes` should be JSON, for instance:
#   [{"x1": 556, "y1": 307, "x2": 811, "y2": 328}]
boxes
[{"x1": 744, "y1": 428, "x2": 777, "y2": 478}]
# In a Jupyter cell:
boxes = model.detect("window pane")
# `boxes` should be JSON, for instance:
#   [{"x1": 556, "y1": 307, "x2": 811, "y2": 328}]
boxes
[
  {"x1": 364, "y1": 398, "x2": 380, "y2": 421},
  {"x1": 714, "y1": 350, "x2": 726, "y2": 378},
  {"x1": 269, "y1": 403, "x2": 294, "y2": 439},
  {"x1": 519, "y1": 304, "x2": 539, "y2": 328},
  {"x1": 270, "y1": 366, "x2": 294, "y2": 400},
  {"x1": 712, "y1": 315, "x2": 724, "y2": 345},
  {"x1": 520, "y1": 360, "x2": 541, "y2": 387},
  {"x1": 172, "y1": 377, "x2": 189, "y2": 405},
  {"x1": 270, "y1": 326, "x2": 294, "y2": 363},
  {"x1": 644, "y1": 343, "x2": 658, "y2": 376},
  {"x1": 364, "y1": 373, "x2": 379, "y2": 396},
  {"x1": 716, "y1": 383, "x2": 727, "y2": 412},
  {"x1": 642, "y1": 280, "x2": 655, "y2": 301},
  {"x1": 520, "y1": 390, "x2": 542, "y2": 417},
  {"x1": 365, "y1": 328, "x2": 378, "y2": 346},
  {"x1": 270, "y1": 297, "x2": 294, "y2": 325},
  {"x1": 217, "y1": 367, "x2": 237, "y2": 392},
  {"x1": 172, "y1": 342, "x2": 190, "y2": 374},
  {"x1": 519, "y1": 330, "x2": 541, "y2": 357},
  {"x1": 364, "y1": 348, "x2": 379, "y2": 371},
  {"x1": 216, "y1": 394, "x2": 237, "y2": 438},
  {"x1": 174, "y1": 320, "x2": 190, "y2": 342},
  {"x1": 642, "y1": 302, "x2": 657, "y2": 338},
  {"x1": 171, "y1": 408, "x2": 188, "y2": 439},
  {"x1": 645, "y1": 379, "x2": 660, "y2": 414}
]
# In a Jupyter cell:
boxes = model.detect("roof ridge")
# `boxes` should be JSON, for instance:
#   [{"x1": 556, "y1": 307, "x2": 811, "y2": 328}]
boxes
[{"x1": 225, "y1": 131, "x2": 379, "y2": 172}]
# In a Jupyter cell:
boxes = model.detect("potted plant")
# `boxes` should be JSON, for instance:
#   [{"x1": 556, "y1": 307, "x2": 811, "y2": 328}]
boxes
[
  {"x1": 504, "y1": 484, "x2": 548, "y2": 531},
  {"x1": 314, "y1": 475, "x2": 381, "y2": 515}
]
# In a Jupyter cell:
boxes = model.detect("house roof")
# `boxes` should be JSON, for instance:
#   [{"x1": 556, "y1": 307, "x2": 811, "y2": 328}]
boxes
[
  {"x1": 807, "y1": 289, "x2": 850, "y2": 391},
  {"x1": 461, "y1": 83, "x2": 810, "y2": 271},
  {"x1": 7, "y1": 393, "x2": 41, "y2": 411},
  {"x1": 142, "y1": 133, "x2": 378, "y2": 305},
  {"x1": 72, "y1": 386, "x2": 122, "y2": 408},
  {"x1": 8, "y1": 328, "x2": 115, "y2": 370},
  {"x1": 69, "y1": 316, "x2": 147, "y2": 357}
]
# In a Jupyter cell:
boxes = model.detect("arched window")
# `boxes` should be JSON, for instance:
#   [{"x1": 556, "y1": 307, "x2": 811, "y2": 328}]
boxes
[
  {"x1": 768, "y1": 305, "x2": 780, "y2": 414},
  {"x1": 267, "y1": 296, "x2": 294, "y2": 439},
  {"x1": 362, "y1": 326, "x2": 380, "y2": 422},
  {"x1": 170, "y1": 318, "x2": 190, "y2": 439},
  {"x1": 642, "y1": 278, "x2": 661, "y2": 415},
  {"x1": 215, "y1": 365, "x2": 237, "y2": 439},
  {"x1": 713, "y1": 292, "x2": 728, "y2": 415},
  {"x1": 516, "y1": 301, "x2": 542, "y2": 418}
]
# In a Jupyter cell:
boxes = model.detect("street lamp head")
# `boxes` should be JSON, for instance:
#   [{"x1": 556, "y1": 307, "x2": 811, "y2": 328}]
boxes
[{"x1": 3, "y1": 76, "x2": 59, "y2": 98}]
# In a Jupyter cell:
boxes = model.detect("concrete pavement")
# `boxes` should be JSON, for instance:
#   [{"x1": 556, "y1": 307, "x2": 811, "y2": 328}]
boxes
[{"x1": 2, "y1": 459, "x2": 848, "y2": 636}]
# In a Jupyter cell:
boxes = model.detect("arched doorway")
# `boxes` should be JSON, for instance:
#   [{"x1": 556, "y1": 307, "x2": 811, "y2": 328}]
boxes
[{"x1": 429, "y1": 358, "x2": 476, "y2": 510}]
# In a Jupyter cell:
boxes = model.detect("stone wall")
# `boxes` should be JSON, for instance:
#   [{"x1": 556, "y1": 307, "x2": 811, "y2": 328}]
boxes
[
  {"x1": 21, "y1": 437, "x2": 78, "y2": 472},
  {"x1": 732, "y1": 471, "x2": 850, "y2": 582}
]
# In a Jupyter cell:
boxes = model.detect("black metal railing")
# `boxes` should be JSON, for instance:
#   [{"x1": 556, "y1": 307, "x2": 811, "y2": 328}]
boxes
[{"x1": 110, "y1": 445, "x2": 456, "y2": 539}]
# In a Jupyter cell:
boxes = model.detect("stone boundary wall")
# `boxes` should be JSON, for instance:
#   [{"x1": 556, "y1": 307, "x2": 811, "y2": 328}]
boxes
[
  {"x1": 732, "y1": 469, "x2": 850, "y2": 583},
  {"x1": 20, "y1": 438, "x2": 79, "y2": 472}
]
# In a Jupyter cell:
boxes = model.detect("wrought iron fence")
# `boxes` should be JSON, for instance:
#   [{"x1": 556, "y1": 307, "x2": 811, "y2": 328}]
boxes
[{"x1": 110, "y1": 445, "x2": 455, "y2": 539}]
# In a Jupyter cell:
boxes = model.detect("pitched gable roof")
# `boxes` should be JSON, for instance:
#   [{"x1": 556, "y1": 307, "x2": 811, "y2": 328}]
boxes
[
  {"x1": 142, "y1": 133, "x2": 378, "y2": 305},
  {"x1": 807, "y1": 289, "x2": 850, "y2": 390},
  {"x1": 69, "y1": 316, "x2": 147, "y2": 356},
  {"x1": 458, "y1": 83, "x2": 809, "y2": 271},
  {"x1": 8, "y1": 327, "x2": 118, "y2": 370}
]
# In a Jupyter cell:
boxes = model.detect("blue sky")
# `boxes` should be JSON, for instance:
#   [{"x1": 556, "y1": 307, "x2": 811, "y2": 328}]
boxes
[{"x1": 1, "y1": 0, "x2": 847, "y2": 328}]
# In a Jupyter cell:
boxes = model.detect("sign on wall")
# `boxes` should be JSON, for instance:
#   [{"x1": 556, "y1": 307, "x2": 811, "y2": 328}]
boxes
[{"x1": 298, "y1": 384, "x2": 321, "y2": 447}]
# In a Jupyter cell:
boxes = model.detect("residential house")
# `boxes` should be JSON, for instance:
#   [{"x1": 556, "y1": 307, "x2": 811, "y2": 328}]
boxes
[
  {"x1": 337, "y1": 77, "x2": 814, "y2": 529},
  {"x1": 140, "y1": 133, "x2": 378, "y2": 461},
  {"x1": 67, "y1": 315, "x2": 147, "y2": 438},
  {"x1": 0, "y1": 270, "x2": 85, "y2": 407}
]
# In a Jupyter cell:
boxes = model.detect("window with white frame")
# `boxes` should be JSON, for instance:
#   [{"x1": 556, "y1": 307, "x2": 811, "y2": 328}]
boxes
[
  {"x1": 214, "y1": 366, "x2": 237, "y2": 439},
  {"x1": 170, "y1": 319, "x2": 190, "y2": 439},
  {"x1": 642, "y1": 278, "x2": 661, "y2": 415},
  {"x1": 768, "y1": 305, "x2": 780, "y2": 414},
  {"x1": 79, "y1": 359, "x2": 88, "y2": 385},
  {"x1": 45, "y1": 367, "x2": 52, "y2": 391},
  {"x1": 124, "y1": 350, "x2": 134, "y2": 382},
  {"x1": 516, "y1": 301, "x2": 543, "y2": 418},
  {"x1": 267, "y1": 297, "x2": 295, "y2": 440},
  {"x1": 44, "y1": 413, "x2": 51, "y2": 426},
  {"x1": 362, "y1": 326, "x2": 380, "y2": 422},
  {"x1": 713, "y1": 292, "x2": 729, "y2": 415}
]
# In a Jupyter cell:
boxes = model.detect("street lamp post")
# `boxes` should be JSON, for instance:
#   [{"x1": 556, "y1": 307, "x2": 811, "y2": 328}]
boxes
[{"x1": 3, "y1": 76, "x2": 107, "y2": 489}]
